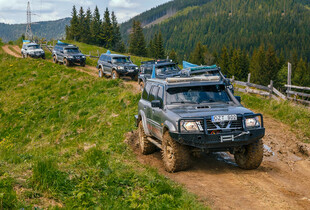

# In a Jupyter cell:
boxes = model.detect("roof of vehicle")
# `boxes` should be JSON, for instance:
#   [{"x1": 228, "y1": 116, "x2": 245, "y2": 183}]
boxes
[
  {"x1": 141, "y1": 59, "x2": 177, "y2": 66},
  {"x1": 23, "y1": 43, "x2": 39, "y2": 46},
  {"x1": 147, "y1": 76, "x2": 224, "y2": 88},
  {"x1": 101, "y1": 53, "x2": 129, "y2": 58}
]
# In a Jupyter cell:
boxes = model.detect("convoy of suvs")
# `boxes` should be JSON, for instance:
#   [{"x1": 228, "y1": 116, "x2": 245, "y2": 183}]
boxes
[{"x1": 21, "y1": 40, "x2": 265, "y2": 173}]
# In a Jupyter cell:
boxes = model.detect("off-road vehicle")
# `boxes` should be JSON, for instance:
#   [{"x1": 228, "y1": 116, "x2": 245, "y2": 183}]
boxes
[
  {"x1": 21, "y1": 42, "x2": 45, "y2": 59},
  {"x1": 52, "y1": 42, "x2": 86, "y2": 67},
  {"x1": 138, "y1": 59, "x2": 180, "y2": 90},
  {"x1": 135, "y1": 76, "x2": 265, "y2": 172},
  {"x1": 97, "y1": 53, "x2": 139, "y2": 80}
]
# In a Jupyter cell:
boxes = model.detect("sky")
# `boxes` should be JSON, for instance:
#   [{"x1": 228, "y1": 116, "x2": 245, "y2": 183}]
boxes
[{"x1": 0, "y1": 0, "x2": 170, "y2": 24}]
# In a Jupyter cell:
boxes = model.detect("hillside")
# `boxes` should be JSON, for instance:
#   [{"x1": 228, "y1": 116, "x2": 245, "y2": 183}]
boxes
[
  {"x1": 121, "y1": 0, "x2": 310, "y2": 61},
  {"x1": 0, "y1": 18, "x2": 71, "y2": 42}
]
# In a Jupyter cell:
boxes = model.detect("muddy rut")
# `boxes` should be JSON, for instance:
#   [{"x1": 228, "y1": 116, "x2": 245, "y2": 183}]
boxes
[
  {"x1": 2, "y1": 45, "x2": 22, "y2": 58},
  {"x1": 3, "y1": 45, "x2": 310, "y2": 209}
]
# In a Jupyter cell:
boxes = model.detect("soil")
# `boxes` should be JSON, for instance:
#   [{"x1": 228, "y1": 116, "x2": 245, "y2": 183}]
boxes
[
  {"x1": 4, "y1": 45, "x2": 310, "y2": 209},
  {"x1": 2, "y1": 45, "x2": 22, "y2": 58},
  {"x1": 125, "y1": 116, "x2": 310, "y2": 210}
]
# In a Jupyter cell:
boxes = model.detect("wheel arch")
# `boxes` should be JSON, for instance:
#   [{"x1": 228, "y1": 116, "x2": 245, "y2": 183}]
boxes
[{"x1": 138, "y1": 110, "x2": 150, "y2": 135}]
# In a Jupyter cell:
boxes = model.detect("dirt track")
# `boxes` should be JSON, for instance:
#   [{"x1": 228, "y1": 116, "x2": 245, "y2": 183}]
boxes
[
  {"x1": 3, "y1": 45, "x2": 310, "y2": 209},
  {"x1": 2, "y1": 45, "x2": 22, "y2": 58}
]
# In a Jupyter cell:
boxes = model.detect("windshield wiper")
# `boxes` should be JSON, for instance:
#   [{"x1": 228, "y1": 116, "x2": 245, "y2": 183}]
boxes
[{"x1": 170, "y1": 101, "x2": 198, "y2": 104}]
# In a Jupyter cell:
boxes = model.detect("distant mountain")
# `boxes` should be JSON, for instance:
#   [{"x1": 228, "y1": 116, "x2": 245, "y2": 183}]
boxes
[
  {"x1": 121, "y1": 0, "x2": 310, "y2": 61},
  {"x1": 0, "y1": 18, "x2": 71, "y2": 42}
]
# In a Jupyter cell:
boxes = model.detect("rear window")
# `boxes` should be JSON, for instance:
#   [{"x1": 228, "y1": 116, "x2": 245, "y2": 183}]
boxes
[{"x1": 142, "y1": 83, "x2": 152, "y2": 100}]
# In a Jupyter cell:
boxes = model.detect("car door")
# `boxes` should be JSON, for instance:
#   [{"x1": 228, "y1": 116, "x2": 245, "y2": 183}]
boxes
[
  {"x1": 148, "y1": 85, "x2": 161, "y2": 138},
  {"x1": 141, "y1": 83, "x2": 153, "y2": 133},
  {"x1": 57, "y1": 47, "x2": 64, "y2": 62},
  {"x1": 151, "y1": 85, "x2": 165, "y2": 140}
]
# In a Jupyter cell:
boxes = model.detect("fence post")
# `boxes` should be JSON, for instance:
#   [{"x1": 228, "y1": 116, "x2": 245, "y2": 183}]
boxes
[
  {"x1": 232, "y1": 76, "x2": 235, "y2": 83},
  {"x1": 269, "y1": 80, "x2": 273, "y2": 99},
  {"x1": 247, "y1": 73, "x2": 251, "y2": 83},
  {"x1": 287, "y1": 62, "x2": 292, "y2": 98}
]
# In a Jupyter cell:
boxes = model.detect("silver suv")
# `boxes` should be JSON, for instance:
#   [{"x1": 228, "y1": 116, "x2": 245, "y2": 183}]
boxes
[{"x1": 21, "y1": 43, "x2": 45, "y2": 59}]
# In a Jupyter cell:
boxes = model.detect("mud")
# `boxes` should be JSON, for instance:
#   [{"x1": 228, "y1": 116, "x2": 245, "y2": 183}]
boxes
[{"x1": 126, "y1": 116, "x2": 310, "y2": 210}]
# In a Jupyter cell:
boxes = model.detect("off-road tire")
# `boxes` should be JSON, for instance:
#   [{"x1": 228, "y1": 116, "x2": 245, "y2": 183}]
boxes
[
  {"x1": 162, "y1": 131, "x2": 191, "y2": 173},
  {"x1": 234, "y1": 139, "x2": 264, "y2": 170},
  {"x1": 139, "y1": 81, "x2": 144, "y2": 91},
  {"x1": 112, "y1": 70, "x2": 120, "y2": 80},
  {"x1": 22, "y1": 53, "x2": 25, "y2": 58},
  {"x1": 64, "y1": 58, "x2": 70, "y2": 67},
  {"x1": 81, "y1": 62, "x2": 86, "y2": 67},
  {"x1": 53, "y1": 56, "x2": 58, "y2": 64},
  {"x1": 131, "y1": 74, "x2": 138, "y2": 81},
  {"x1": 98, "y1": 68, "x2": 103, "y2": 78},
  {"x1": 138, "y1": 121, "x2": 156, "y2": 155}
]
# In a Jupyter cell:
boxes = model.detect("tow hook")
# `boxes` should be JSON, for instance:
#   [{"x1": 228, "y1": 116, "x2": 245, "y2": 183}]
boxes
[{"x1": 234, "y1": 131, "x2": 250, "y2": 139}]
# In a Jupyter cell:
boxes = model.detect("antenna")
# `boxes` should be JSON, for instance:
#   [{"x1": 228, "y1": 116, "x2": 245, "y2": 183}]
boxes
[{"x1": 25, "y1": 1, "x2": 33, "y2": 40}]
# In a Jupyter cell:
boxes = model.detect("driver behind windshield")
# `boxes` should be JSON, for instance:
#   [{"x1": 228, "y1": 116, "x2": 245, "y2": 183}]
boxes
[{"x1": 112, "y1": 57, "x2": 131, "y2": 63}]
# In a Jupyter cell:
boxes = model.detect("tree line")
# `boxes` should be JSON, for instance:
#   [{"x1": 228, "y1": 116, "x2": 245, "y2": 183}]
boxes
[
  {"x1": 189, "y1": 42, "x2": 310, "y2": 88},
  {"x1": 66, "y1": 6, "x2": 125, "y2": 52}
]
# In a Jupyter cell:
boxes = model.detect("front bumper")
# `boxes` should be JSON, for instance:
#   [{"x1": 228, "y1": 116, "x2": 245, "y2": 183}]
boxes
[
  {"x1": 67, "y1": 58, "x2": 86, "y2": 64},
  {"x1": 170, "y1": 128, "x2": 265, "y2": 149},
  {"x1": 29, "y1": 53, "x2": 44, "y2": 58},
  {"x1": 118, "y1": 69, "x2": 138, "y2": 76}
]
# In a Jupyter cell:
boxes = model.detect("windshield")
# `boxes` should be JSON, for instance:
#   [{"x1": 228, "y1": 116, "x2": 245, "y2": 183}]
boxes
[
  {"x1": 28, "y1": 45, "x2": 40, "y2": 49},
  {"x1": 112, "y1": 57, "x2": 131, "y2": 64},
  {"x1": 167, "y1": 85, "x2": 231, "y2": 105},
  {"x1": 64, "y1": 48, "x2": 80, "y2": 53},
  {"x1": 156, "y1": 64, "x2": 179, "y2": 75}
]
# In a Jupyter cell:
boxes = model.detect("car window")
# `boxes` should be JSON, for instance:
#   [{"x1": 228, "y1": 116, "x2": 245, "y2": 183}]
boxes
[
  {"x1": 64, "y1": 48, "x2": 80, "y2": 53},
  {"x1": 142, "y1": 83, "x2": 152, "y2": 100},
  {"x1": 149, "y1": 86, "x2": 159, "y2": 102},
  {"x1": 157, "y1": 85, "x2": 164, "y2": 104},
  {"x1": 100, "y1": 55, "x2": 105, "y2": 61}
]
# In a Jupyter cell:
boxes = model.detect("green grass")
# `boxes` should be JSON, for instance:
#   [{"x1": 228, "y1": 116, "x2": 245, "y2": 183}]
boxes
[
  {"x1": 237, "y1": 92, "x2": 310, "y2": 143},
  {"x1": 0, "y1": 49, "x2": 207, "y2": 209}
]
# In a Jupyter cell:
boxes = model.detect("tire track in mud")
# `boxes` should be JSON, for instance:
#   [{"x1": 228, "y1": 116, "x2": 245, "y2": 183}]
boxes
[
  {"x1": 126, "y1": 116, "x2": 310, "y2": 210},
  {"x1": 2, "y1": 45, "x2": 22, "y2": 58}
]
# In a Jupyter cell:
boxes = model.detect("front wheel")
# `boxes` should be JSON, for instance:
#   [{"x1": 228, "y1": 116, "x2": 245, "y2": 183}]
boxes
[
  {"x1": 234, "y1": 139, "x2": 264, "y2": 170},
  {"x1": 63, "y1": 58, "x2": 70, "y2": 67},
  {"x1": 53, "y1": 56, "x2": 58, "y2": 64},
  {"x1": 139, "y1": 81, "x2": 144, "y2": 91},
  {"x1": 98, "y1": 68, "x2": 103, "y2": 78},
  {"x1": 138, "y1": 121, "x2": 156, "y2": 155},
  {"x1": 81, "y1": 62, "x2": 86, "y2": 67},
  {"x1": 111, "y1": 70, "x2": 120, "y2": 80},
  {"x1": 162, "y1": 132, "x2": 191, "y2": 173}
]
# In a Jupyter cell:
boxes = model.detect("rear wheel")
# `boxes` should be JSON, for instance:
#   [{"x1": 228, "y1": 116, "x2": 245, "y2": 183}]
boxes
[
  {"x1": 53, "y1": 56, "x2": 58, "y2": 64},
  {"x1": 234, "y1": 139, "x2": 264, "y2": 170},
  {"x1": 111, "y1": 70, "x2": 120, "y2": 80},
  {"x1": 22, "y1": 53, "x2": 25, "y2": 58},
  {"x1": 138, "y1": 121, "x2": 156, "y2": 155},
  {"x1": 98, "y1": 68, "x2": 103, "y2": 78},
  {"x1": 162, "y1": 131, "x2": 191, "y2": 173},
  {"x1": 131, "y1": 74, "x2": 138, "y2": 81}
]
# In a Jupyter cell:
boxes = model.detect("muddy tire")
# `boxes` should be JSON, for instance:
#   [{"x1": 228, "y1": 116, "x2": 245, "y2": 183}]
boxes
[
  {"x1": 139, "y1": 81, "x2": 144, "y2": 91},
  {"x1": 138, "y1": 121, "x2": 156, "y2": 155},
  {"x1": 131, "y1": 74, "x2": 138, "y2": 81},
  {"x1": 234, "y1": 139, "x2": 264, "y2": 170},
  {"x1": 81, "y1": 62, "x2": 86, "y2": 67},
  {"x1": 63, "y1": 58, "x2": 70, "y2": 67},
  {"x1": 22, "y1": 53, "x2": 25, "y2": 58},
  {"x1": 98, "y1": 68, "x2": 103, "y2": 78},
  {"x1": 112, "y1": 70, "x2": 120, "y2": 80},
  {"x1": 53, "y1": 56, "x2": 58, "y2": 64},
  {"x1": 162, "y1": 131, "x2": 191, "y2": 173}
]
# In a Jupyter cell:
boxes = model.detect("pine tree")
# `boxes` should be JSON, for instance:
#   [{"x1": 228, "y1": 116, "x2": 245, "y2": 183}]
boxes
[
  {"x1": 101, "y1": 8, "x2": 113, "y2": 48},
  {"x1": 264, "y1": 45, "x2": 279, "y2": 83},
  {"x1": 129, "y1": 20, "x2": 138, "y2": 54},
  {"x1": 189, "y1": 42, "x2": 206, "y2": 65},
  {"x1": 293, "y1": 58, "x2": 307, "y2": 86},
  {"x1": 111, "y1": 11, "x2": 122, "y2": 51},
  {"x1": 219, "y1": 46, "x2": 230, "y2": 76},
  {"x1": 229, "y1": 49, "x2": 242, "y2": 79},
  {"x1": 148, "y1": 39, "x2": 155, "y2": 58},
  {"x1": 153, "y1": 33, "x2": 158, "y2": 58},
  {"x1": 83, "y1": 8, "x2": 92, "y2": 43},
  {"x1": 90, "y1": 6, "x2": 101, "y2": 45},
  {"x1": 169, "y1": 49, "x2": 178, "y2": 62},
  {"x1": 77, "y1": 7, "x2": 86, "y2": 41},
  {"x1": 156, "y1": 31, "x2": 165, "y2": 59},
  {"x1": 67, "y1": 6, "x2": 79, "y2": 40},
  {"x1": 129, "y1": 21, "x2": 147, "y2": 56},
  {"x1": 250, "y1": 45, "x2": 266, "y2": 85}
]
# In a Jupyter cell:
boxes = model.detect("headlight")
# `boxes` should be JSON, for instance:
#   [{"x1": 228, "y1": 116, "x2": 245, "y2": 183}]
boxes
[
  {"x1": 245, "y1": 117, "x2": 260, "y2": 128},
  {"x1": 135, "y1": 67, "x2": 139, "y2": 70},
  {"x1": 82, "y1": 55, "x2": 86, "y2": 58},
  {"x1": 68, "y1": 56, "x2": 73, "y2": 59},
  {"x1": 181, "y1": 120, "x2": 204, "y2": 132},
  {"x1": 118, "y1": 66, "x2": 124, "y2": 70}
]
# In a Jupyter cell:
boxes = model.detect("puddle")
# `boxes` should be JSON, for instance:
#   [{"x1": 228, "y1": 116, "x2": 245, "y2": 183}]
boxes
[{"x1": 264, "y1": 144, "x2": 275, "y2": 156}]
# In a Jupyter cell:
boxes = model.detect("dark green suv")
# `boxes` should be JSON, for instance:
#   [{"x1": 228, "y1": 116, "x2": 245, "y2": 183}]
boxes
[{"x1": 135, "y1": 76, "x2": 265, "y2": 172}]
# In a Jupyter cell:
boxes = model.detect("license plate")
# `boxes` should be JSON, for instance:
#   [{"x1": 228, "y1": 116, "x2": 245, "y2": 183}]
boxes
[
  {"x1": 128, "y1": 69, "x2": 134, "y2": 72},
  {"x1": 212, "y1": 114, "x2": 237, "y2": 122}
]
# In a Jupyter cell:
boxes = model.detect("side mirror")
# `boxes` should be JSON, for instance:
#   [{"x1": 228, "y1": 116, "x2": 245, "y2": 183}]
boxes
[
  {"x1": 235, "y1": 96, "x2": 241, "y2": 103},
  {"x1": 60, "y1": 50, "x2": 64, "y2": 53},
  {"x1": 151, "y1": 100, "x2": 162, "y2": 108},
  {"x1": 108, "y1": 61, "x2": 112, "y2": 64}
]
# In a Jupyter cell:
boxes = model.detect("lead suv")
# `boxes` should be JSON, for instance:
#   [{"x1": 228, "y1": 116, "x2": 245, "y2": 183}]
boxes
[
  {"x1": 135, "y1": 76, "x2": 265, "y2": 172},
  {"x1": 52, "y1": 42, "x2": 86, "y2": 67},
  {"x1": 21, "y1": 43, "x2": 45, "y2": 59},
  {"x1": 97, "y1": 53, "x2": 139, "y2": 80},
  {"x1": 138, "y1": 59, "x2": 180, "y2": 91}
]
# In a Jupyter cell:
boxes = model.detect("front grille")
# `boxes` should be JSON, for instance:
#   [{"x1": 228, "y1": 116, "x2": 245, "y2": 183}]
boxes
[{"x1": 206, "y1": 117, "x2": 243, "y2": 132}]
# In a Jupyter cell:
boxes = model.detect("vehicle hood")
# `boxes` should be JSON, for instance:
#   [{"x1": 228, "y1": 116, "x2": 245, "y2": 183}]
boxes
[
  {"x1": 169, "y1": 103, "x2": 253, "y2": 118},
  {"x1": 116, "y1": 63, "x2": 138, "y2": 68},
  {"x1": 29, "y1": 49, "x2": 44, "y2": 53},
  {"x1": 68, "y1": 53, "x2": 84, "y2": 56}
]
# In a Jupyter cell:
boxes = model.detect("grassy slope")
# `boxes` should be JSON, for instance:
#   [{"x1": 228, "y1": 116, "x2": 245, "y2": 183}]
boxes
[
  {"x1": 238, "y1": 92, "x2": 310, "y2": 143},
  {"x1": 0, "y1": 49, "x2": 206, "y2": 209}
]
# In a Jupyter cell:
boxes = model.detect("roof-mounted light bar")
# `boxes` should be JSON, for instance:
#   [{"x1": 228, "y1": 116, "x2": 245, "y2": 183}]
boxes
[{"x1": 166, "y1": 76, "x2": 221, "y2": 83}]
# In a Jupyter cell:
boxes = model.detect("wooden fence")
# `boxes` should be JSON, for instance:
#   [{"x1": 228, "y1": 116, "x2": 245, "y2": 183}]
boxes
[{"x1": 231, "y1": 62, "x2": 310, "y2": 106}]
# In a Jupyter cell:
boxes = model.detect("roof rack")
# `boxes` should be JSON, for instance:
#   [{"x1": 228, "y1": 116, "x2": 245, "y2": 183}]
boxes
[
  {"x1": 141, "y1": 59, "x2": 174, "y2": 65},
  {"x1": 166, "y1": 76, "x2": 221, "y2": 83}
]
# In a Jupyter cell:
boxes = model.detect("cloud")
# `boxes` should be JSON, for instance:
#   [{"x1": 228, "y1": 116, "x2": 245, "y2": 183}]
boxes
[{"x1": 109, "y1": 0, "x2": 138, "y2": 9}]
